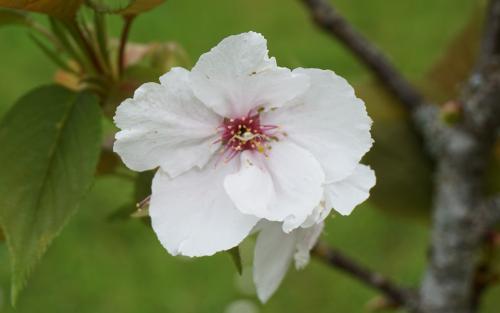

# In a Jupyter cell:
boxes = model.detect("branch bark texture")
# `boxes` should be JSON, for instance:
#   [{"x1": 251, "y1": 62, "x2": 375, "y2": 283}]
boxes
[{"x1": 301, "y1": 1, "x2": 500, "y2": 312}]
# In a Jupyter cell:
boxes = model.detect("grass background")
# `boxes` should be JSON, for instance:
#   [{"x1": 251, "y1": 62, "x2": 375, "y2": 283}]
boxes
[{"x1": 0, "y1": 0, "x2": 498, "y2": 312}]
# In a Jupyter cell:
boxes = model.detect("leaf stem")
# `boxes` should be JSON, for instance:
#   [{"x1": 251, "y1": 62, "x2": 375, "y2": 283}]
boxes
[
  {"x1": 118, "y1": 15, "x2": 135, "y2": 77},
  {"x1": 66, "y1": 20, "x2": 104, "y2": 74}
]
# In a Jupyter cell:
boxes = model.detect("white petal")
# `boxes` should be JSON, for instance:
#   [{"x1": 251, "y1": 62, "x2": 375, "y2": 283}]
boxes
[
  {"x1": 300, "y1": 204, "x2": 327, "y2": 228},
  {"x1": 264, "y1": 68, "x2": 373, "y2": 183},
  {"x1": 224, "y1": 151, "x2": 274, "y2": 217},
  {"x1": 266, "y1": 142, "x2": 325, "y2": 232},
  {"x1": 294, "y1": 222, "x2": 324, "y2": 269},
  {"x1": 253, "y1": 222, "x2": 324, "y2": 302},
  {"x1": 149, "y1": 160, "x2": 259, "y2": 257},
  {"x1": 253, "y1": 222, "x2": 297, "y2": 303},
  {"x1": 325, "y1": 164, "x2": 376, "y2": 216},
  {"x1": 224, "y1": 141, "x2": 325, "y2": 232},
  {"x1": 114, "y1": 67, "x2": 221, "y2": 177},
  {"x1": 190, "y1": 32, "x2": 309, "y2": 117}
]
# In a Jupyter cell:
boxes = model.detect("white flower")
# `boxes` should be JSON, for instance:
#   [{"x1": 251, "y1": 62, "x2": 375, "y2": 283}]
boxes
[
  {"x1": 253, "y1": 221, "x2": 324, "y2": 302},
  {"x1": 113, "y1": 32, "x2": 375, "y2": 300},
  {"x1": 252, "y1": 162, "x2": 377, "y2": 302}
]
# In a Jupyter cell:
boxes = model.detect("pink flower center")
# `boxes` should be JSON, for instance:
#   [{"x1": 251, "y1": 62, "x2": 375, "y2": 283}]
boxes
[{"x1": 216, "y1": 112, "x2": 279, "y2": 162}]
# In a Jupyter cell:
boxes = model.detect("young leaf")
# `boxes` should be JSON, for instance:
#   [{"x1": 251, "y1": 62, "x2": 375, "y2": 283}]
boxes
[
  {"x1": 0, "y1": 9, "x2": 32, "y2": 28},
  {"x1": 0, "y1": 0, "x2": 83, "y2": 20},
  {"x1": 0, "y1": 85, "x2": 102, "y2": 304}
]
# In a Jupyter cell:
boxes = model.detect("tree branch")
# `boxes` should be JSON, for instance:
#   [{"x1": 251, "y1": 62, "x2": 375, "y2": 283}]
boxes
[
  {"x1": 485, "y1": 195, "x2": 500, "y2": 229},
  {"x1": 477, "y1": 0, "x2": 500, "y2": 68},
  {"x1": 300, "y1": 0, "x2": 445, "y2": 160},
  {"x1": 300, "y1": 0, "x2": 425, "y2": 111},
  {"x1": 301, "y1": 2, "x2": 500, "y2": 312},
  {"x1": 470, "y1": 231, "x2": 500, "y2": 311},
  {"x1": 312, "y1": 241, "x2": 418, "y2": 311},
  {"x1": 419, "y1": 1, "x2": 500, "y2": 312},
  {"x1": 462, "y1": 0, "x2": 500, "y2": 137}
]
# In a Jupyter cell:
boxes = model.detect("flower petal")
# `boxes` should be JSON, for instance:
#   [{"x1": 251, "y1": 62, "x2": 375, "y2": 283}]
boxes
[
  {"x1": 190, "y1": 32, "x2": 309, "y2": 117},
  {"x1": 325, "y1": 164, "x2": 376, "y2": 216},
  {"x1": 294, "y1": 222, "x2": 324, "y2": 269},
  {"x1": 223, "y1": 151, "x2": 274, "y2": 217},
  {"x1": 299, "y1": 204, "x2": 326, "y2": 228},
  {"x1": 253, "y1": 222, "x2": 296, "y2": 303},
  {"x1": 114, "y1": 67, "x2": 221, "y2": 177},
  {"x1": 224, "y1": 141, "x2": 325, "y2": 232},
  {"x1": 264, "y1": 68, "x2": 373, "y2": 183},
  {"x1": 253, "y1": 222, "x2": 324, "y2": 302},
  {"x1": 149, "y1": 160, "x2": 259, "y2": 257}
]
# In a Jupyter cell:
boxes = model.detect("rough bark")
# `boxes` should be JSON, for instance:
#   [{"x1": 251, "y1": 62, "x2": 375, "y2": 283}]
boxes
[
  {"x1": 420, "y1": 1, "x2": 500, "y2": 311},
  {"x1": 301, "y1": 0, "x2": 500, "y2": 312},
  {"x1": 420, "y1": 130, "x2": 488, "y2": 313}
]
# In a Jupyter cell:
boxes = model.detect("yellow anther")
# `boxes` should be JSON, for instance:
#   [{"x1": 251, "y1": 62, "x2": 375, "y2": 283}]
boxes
[{"x1": 256, "y1": 144, "x2": 265, "y2": 154}]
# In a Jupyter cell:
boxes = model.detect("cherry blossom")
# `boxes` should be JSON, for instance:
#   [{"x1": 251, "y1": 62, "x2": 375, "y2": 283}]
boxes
[{"x1": 113, "y1": 31, "x2": 375, "y2": 301}]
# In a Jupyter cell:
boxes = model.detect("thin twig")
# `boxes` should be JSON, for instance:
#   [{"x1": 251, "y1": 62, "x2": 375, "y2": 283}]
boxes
[
  {"x1": 118, "y1": 16, "x2": 135, "y2": 77},
  {"x1": 312, "y1": 241, "x2": 418, "y2": 310},
  {"x1": 300, "y1": 0, "x2": 445, "y2": 160},
  {"x1": 300, "y1": 0, "x2": 425, "y2": 111}
]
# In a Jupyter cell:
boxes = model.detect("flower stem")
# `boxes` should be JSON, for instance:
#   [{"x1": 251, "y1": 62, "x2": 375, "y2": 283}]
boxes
[
  {"x1": 66, "y1": 19, "x2": 104, "y2": 75},
  {"x1": 118, "y1": 16, "x2": 135, "y2": 77}
]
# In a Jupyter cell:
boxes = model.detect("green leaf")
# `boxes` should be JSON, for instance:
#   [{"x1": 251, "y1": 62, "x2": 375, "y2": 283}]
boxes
[
  {"x1": 87, "y1": 0, "x2": 165, "y2": 15},
  {"x1": 227, "y1": 246, "x2": 243, "y2": 275},
  {"x1": 0, "y1": 0, "x2": 83, "y2": 20},
  {"x1": 0, "y1": 85, "x2": 102, "y2": 304},
  {"x1": 0, "y1": 9, "x2": 32, "y2": 28}
]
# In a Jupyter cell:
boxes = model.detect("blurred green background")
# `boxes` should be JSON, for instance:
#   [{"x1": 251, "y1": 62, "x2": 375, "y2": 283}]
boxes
[{"x1": 0, "y1": 0, "x2": 498, "y2": 312}]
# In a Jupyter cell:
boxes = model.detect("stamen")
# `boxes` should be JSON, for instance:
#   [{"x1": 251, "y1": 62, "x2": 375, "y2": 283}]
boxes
[{"x1": 214, "y1": 111, "x2": 282, "y2": 163}]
